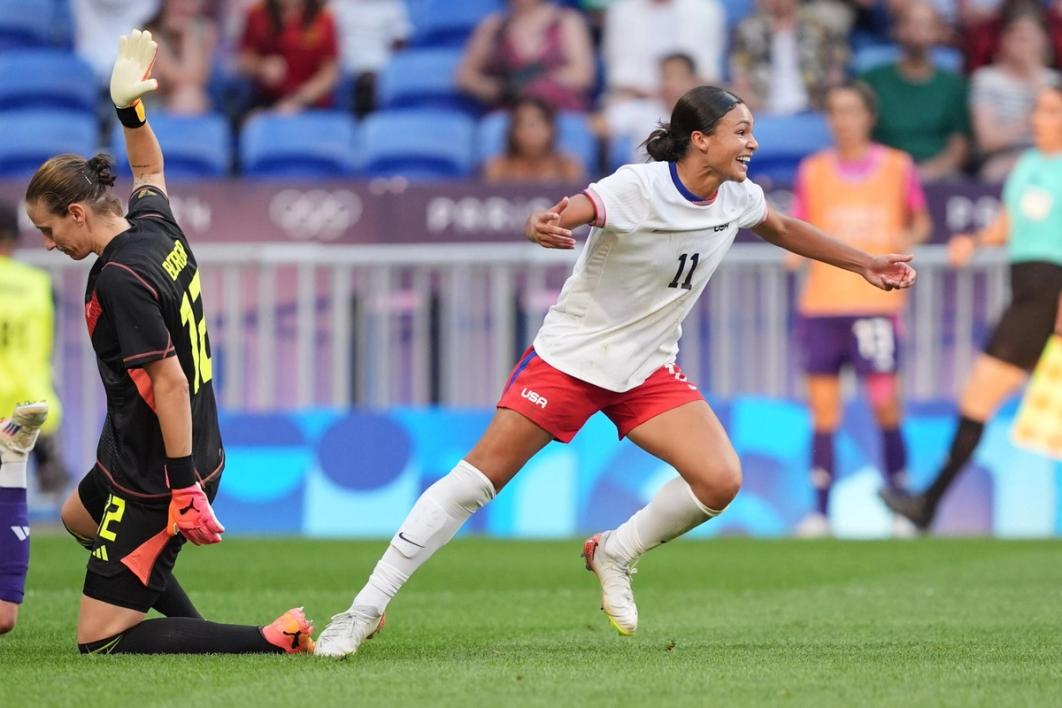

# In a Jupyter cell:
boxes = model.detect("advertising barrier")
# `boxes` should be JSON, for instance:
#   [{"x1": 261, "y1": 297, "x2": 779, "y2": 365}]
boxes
[
  {"x1": 213, "y1": 398, "x2": 1061, "y2": 539},
  {"x1": 1, "y1": 179, "x2": 1002, "y2": 245}
]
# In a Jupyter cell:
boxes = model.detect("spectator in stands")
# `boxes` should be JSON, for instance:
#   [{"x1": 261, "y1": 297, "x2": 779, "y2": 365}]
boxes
[
  {"x1": 331, "y1": 0, "x2": 411, "y2": 117},
  {"x1": 595, "y1": 52, "x2": 700, "y2": 163},
  {"x1": 145, "y1": 0, "x2": 218, "y2": 115},
  {"x1": 73, "y1": 0, "x2": 160, "y2": 80},
  {"x1": 482, "y1": 97, "x2": 585, "y2": 183},
  {"x1": 237, "y1": 0, "x2": 340, "y2": 113},
  {"x1": 456, "y1": 0, "x2": 595, "y2": 112},
  {"x1": 729, "y1": 0, "x2": 852, "y2": 114},
  {"x1": 861, "y1": 1, "x2": 969, "y2": 181},
  {"x1": 970, "y1": 9, "x2": 1059, "y2": 181},
  {"x1": 602, "y1": 0, "x2": 726, "y2": 98},
  {"x1": 961, "y1": 0, "x2": 1062, "y2": 74}
]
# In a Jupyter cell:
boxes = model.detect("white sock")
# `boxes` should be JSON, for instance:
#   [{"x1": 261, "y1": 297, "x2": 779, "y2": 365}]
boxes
[
  {"x1": 351, "y1": 459, "x2": 495, "y2": 614},
  {"x1": 604, "y1": 476, "x2": 722, "y2": 565}
]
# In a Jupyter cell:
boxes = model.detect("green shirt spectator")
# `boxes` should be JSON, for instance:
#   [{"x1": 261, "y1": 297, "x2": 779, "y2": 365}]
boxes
[
  {"x1": 862, "y1": 64, "x2": 970, "y2": 165},
  {"x1": 860, "y1": 1, "x2": 970, "y2": 182}
]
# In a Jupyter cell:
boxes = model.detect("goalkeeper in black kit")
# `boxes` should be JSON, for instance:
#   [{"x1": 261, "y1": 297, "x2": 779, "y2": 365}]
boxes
[{"x1": 24, "y1": 29, "x2": 314, "y2": 654}]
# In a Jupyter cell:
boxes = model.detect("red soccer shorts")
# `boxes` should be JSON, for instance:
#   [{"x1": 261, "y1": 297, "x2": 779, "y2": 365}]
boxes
[{"x1": 496, "y1": 347, "x2": 705, "y2": 443}]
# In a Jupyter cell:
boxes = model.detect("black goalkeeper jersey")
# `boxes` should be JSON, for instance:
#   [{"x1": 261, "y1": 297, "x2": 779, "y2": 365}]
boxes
[{"x1": 84, "y1": 186, "x2": 223, "y2": 500}]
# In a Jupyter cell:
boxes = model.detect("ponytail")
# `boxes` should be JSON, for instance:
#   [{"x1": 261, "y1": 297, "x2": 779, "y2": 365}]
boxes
[
  {"x1": 643, "y1": 124, "x2": 687, "y2": 162},
  {"x1": 642, "y1": 86, "x2": 745, "y2": 162}
]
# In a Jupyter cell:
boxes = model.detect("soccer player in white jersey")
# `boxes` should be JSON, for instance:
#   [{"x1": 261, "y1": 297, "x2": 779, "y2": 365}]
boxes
[{"x1": 315, "y1": 86, "x2": 917, "y2": 657}]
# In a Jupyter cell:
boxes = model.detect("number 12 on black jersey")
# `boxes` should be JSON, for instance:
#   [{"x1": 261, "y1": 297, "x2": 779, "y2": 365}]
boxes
[
  {"x1": 668, "y1": 253, "x2": 700, "y2": 290},
  {"x1": 180, "y1": 270, "x2": 213, "y2": 393}
]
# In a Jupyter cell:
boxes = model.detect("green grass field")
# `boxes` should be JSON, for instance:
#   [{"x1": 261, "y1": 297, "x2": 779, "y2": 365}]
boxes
[{"x1": 3, "y1": 534, "x2": 1061, "y2": 707}]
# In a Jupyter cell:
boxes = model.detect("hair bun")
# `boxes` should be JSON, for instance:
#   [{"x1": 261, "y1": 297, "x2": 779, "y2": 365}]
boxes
[
  {"x1": 86, "y1": 154, "x2": 117, "y2": 188},
  {"x1": 644, "y1": 124, "x2": 680, "y2": 162}
]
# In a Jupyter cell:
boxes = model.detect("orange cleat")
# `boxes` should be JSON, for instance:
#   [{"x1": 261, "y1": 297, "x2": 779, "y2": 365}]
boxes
[{"x1": 262, "y1": 607, "x2": 315, "y2": 654}]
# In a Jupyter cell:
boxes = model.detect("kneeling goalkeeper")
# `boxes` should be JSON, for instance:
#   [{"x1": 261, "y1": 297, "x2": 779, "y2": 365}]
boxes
[{"x1": 26, "y1": 30, "x2": 313, "y2": 654}]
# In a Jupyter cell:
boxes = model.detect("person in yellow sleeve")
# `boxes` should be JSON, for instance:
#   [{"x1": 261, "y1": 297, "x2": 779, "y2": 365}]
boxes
[{"x1": 0, "y1": 200, "x2": 69, "y2": 496}]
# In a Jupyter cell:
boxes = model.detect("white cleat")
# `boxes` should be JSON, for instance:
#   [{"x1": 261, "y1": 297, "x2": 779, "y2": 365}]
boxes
[
  {"x1": 313, "y1": 605, "x2": 385, "y2": 658},
  {"x1": 0, "y1": 401, "x2": 49, "y2": 462},
  {"x1": 795, "y1": 513, "x2": 830, "y2": 538},
  {"x1": 582, "y1": 531, "x2": 638, "y2": 636}
]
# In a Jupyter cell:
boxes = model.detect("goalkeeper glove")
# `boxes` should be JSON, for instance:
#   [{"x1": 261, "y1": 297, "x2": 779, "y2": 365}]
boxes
[
  {"x1": 110, "y1": 28, "x2": 158, "y2": 127},
  {"x1": 168, "y1": 483, "x2": 225, "y2": 545}
]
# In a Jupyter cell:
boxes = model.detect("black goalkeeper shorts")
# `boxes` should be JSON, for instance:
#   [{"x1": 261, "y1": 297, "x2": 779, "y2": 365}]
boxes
[{"x1": 78, "y1": 466, "x2": 221, "y2": 613}]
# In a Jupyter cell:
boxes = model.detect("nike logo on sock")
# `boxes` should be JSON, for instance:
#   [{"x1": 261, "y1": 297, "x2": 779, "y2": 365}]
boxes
[{"x1": 397, "y1": 531, "x2": 425, "y2": 548}]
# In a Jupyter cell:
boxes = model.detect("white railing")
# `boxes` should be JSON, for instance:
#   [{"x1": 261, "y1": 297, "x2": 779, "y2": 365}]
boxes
[{"x1": 18, "y1": 243, "x2": 1009, "y2": 467}]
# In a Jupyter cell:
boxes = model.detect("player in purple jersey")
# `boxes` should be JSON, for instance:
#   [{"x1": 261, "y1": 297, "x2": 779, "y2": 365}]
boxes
[{"x1": 0, "y1": 402, "x2": 49, "y2": 635}]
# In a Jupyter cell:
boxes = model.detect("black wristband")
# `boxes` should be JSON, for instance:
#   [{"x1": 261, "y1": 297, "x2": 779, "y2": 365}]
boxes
[
  {"x1": 115, "y1": 100, "x2": 146, "y2": 129},
  {"x1": 165, "y1": 455, "x2": 197, "y2": 489}
]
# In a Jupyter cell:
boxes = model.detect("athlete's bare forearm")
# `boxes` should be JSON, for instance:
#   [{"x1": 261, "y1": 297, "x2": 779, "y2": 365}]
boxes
[
  {"x1": 125, "y1": 122, "x2": 167, "y2": 195},
  {"x1": 525, "y1": 194, "x2": 595, "y2": 249},
  {"x1": 143, "y1": 357, "x2": 192, "y2": 459},
  {"x1": 753, "y1": 208, "x2": 872, "y2": 274}
]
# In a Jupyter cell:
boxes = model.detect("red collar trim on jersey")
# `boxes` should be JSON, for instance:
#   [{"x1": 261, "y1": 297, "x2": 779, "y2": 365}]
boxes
[{"x1": 669, "y1": 162, "x2": 717, "y2": 206}]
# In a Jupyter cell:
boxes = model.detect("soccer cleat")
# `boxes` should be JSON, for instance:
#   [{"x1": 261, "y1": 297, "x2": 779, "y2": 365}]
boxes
[
  {"x1": 313, "y1": 606, "x2": 386, "y2": 659},
  {"x1": 582, "y1": 532, "x2": 638, "y2": 636},
  {"x1": 0, "y1": 401, "x2": 49, "y2": 462},
  {"x1": 262, "y1": 607, "x2": 315, "y2": 654},
  {"x1": 878, "y1": 488, "x2": 935, "y2": 532},
  {"x1": 795, "y1": 513, "x2": 830, "y2": 538}
]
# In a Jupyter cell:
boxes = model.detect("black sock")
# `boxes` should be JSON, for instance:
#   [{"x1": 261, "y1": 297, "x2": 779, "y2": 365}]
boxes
[
  {"x1": 923, "y1": 415, "x2": 985, "y2": 510},
  {"x1": 64, "y1": 522, "x2": 201, "y2": 618},
  {"x1": 152, "y1": 577, "x2": 202, "y2": 619},
  {"x1": 78, "y1": 618, "x2": 281, "y2": 655}
]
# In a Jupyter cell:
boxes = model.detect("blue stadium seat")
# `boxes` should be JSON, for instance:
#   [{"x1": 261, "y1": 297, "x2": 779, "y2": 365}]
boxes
[
  {"x1": 0, "y1": 0, "x2": 54, "y2": 49},
  {"x1": 358, "y1": 109, "x2": 474, "y2": 178},
  {"x1": 747, "y1": 112, "x2": 832, "y2": 184},
  {"x1": 0, "y1": 50, "x2": 97, "y2": 114},
  {"x1": 377, "y1": 48, "x2": 471, "y2": 110},
  {"x1": 112, "y1": 113, "x2": 231, "y2": 179},
  {"x1": 853, "y1": 44, "x2": 964, "y2": 75},
  {"x1": 241, "y1": 111, "x2": 358, "y2": 178},
  {"x1": 410, "y1": 0, "x2": 503, "y2": 47},
  {"x1": 475, "y1": 110, "x2": 597, "y2": 174},
  {"x1": 720, "y1": 0, "x2": 756, "y2": 27},
  {"x1": 0, "y1": 109, "x2": 98, "y2": 177}
]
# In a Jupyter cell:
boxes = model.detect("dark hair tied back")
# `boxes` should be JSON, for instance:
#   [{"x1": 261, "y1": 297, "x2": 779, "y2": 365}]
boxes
[
  {"x1": 642, "y1": 86, "x2": 744, "y2": 162},
  {"x1": 85, "y1": 154, "x2": 117, "y2": 188},
  {"x1": 644, "y1": 124, "x2": 683, "y2": 162}
]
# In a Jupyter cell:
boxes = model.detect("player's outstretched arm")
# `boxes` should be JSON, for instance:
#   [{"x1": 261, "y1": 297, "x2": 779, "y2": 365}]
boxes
[
  {"x1": 753, "y1": 205, "x2": 917, "y2": 292},
  {"x1": 111, "y1": 29, "x2": 166, "y2": 195},
  {"x1": 524, "y1": 195, "x2": 595, "y2": 249},
  {"x1": 143, "y1": 357, "x2": 224, "y2": 545}
]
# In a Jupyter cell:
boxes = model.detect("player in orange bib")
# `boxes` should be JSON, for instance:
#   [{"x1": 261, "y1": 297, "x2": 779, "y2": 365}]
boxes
[{"x1": 789, "y1": 82, "x2": 931, "y2": 536}]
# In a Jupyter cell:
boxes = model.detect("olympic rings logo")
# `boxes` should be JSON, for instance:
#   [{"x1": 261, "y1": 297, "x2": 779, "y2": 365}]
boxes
[{"x1": 269, "y1": 189, "x2": 364, "y2": 241}]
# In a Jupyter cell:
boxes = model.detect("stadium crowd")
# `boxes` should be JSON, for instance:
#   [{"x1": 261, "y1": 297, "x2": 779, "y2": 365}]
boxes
[{"x1": 0, "y1": 0, "x2": 1057, "y2": 183}]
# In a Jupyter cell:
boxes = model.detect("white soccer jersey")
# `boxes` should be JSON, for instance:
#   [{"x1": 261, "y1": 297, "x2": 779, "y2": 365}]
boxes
[{"x1": 533, "y1": 161, "x2": 768, "y2": 392}]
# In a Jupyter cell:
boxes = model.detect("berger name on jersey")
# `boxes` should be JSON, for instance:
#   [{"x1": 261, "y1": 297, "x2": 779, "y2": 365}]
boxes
[{"x1": 534, "y1": 161, "x2": 768, "y2": 393}]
